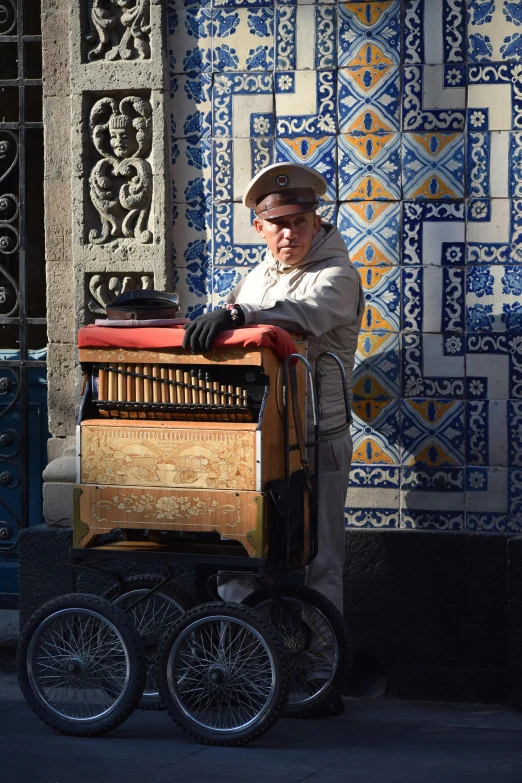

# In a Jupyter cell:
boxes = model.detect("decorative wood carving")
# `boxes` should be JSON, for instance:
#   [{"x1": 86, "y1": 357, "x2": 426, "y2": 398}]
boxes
[
  {"x1": 74, "y1": 483, "x2": 266, "y2": 557},
  {"x1": 79, "y1": 347, "x2": 263, "y2": 365},
  {"x1": 88, "y1": 273, "x2": 153, "y2": 314},
  {"x1": 86, "y1": 0, "x2": 151, "y2": 62},
  {"x1": 81, "y1": 421, "x2": 257, "y2": 490},
  {"x1": 89, "y1": 96, "x2": 152, "y2": 245}
]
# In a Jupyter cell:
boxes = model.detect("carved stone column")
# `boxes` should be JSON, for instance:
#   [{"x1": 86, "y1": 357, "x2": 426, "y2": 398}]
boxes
[{"x1": 42, "y1": 0, "x2": 170, "y2": 526}]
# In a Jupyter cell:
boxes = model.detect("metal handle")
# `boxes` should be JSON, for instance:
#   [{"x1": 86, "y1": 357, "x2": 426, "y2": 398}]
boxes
[{"x1": 281, "y1": 354, "x2": 319, "y2": 566}]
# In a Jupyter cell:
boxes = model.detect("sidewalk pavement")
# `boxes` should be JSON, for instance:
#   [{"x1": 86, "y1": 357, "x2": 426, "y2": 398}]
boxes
[{"x1": 2, "y1": 672, "x2": 522, "y2": 783}]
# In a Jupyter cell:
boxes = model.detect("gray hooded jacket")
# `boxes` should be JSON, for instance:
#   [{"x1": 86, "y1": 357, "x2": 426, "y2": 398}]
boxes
[{"x1": 227, "y1": 222, "x2": 365, "y2": 432}]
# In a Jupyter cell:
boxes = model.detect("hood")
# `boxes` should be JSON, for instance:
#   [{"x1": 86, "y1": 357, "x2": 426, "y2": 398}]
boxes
[{"x1": 265, "y1": 222, "x2": 351, "y2": 274}]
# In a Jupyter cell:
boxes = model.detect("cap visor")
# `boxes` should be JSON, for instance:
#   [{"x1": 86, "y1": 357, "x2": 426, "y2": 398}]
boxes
[{"x1": 256, "y1": 203, "x2": 317, "y2": 220}]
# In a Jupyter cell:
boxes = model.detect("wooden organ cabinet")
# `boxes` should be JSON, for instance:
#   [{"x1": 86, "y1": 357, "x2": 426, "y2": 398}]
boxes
[{"x1": 73, "y1": 335, "x2": 308, "y2": 563}]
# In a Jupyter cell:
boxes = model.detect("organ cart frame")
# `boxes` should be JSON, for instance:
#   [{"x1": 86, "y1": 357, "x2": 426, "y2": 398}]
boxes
[{"x1": 18, "y1": 336, "x2": 353, "y2": 746}]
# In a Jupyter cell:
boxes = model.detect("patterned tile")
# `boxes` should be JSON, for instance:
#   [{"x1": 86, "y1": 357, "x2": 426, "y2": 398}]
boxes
[
  {"x1": 211, "y1": 7, "x2": 274, "y2": 72},
  {"x1": 165, "y1": 0, "x2": 522, "y2": 534},
  {"x1": 213, "y1": 137, "x2": 274, "y2": 201},
  {"x1": 275, "y1": 136, "x2": 337, "y2": 201},
  {"x1": 351, "y1": 395, "x2": 401, "y2": 465},
  {"x1": 211, "y1": 0, "x2": 273, "y2": 7},
  {"x1": 175, "y1": 266, "x2": 213, "y2": 320},
  {"x1": 212, "y1": 266, "x2": 251, "y2": 309},
  {"x1": 467, "y1": 62, "x2": 522, "y2": 130},
  {"x1": 318, "y1": 202, "x2": 338, "y2": 226},
  {"x1": 359, "y1": 265, "x2": 400, "y2": 331},
  {"x1": 345, "y1": 508, "x2": 401, "y2": 529},
  {"x1": 172, "y1": 138, "x2": 212, "y2": 203},
  {"x1": 338, "y1": 132, "x2": 401, "y2": 200},
  {"x1": 466, "y1": 199, "x2": 522, "y2": 264},
  {"x1": 509, "y1": 400, "x2": 522, "y2": 465},
  {"x1": 402, "y1": 333, "x2": 465, "y2": 398},
  {"x1": 353, "y1": 331, "x2": 400, "y2": 398},
  {"x1": 168, "y1": 9, "x2": 212, "y2": 74},
  {"x1": 170, "y1": 74, "x2": 212, "y2": 138},
  {"x1": 337, "y1": 201, "x2": 400, "y2": 266},
  {"x1": 467, "y1": 349, "x2": 504, "y2": 400},
  {"x1": 350, "y1": 465, "x2": 400, "y2": 489},
  {"x1": 466, "y1": 468, "x2": 522, "y2": 533},
  {"x1": 275, "y1": 70, "x2": 337, "y2": 136},
  {"x1": 402, "y1": 268, "x2": 465, "y2": 332},
  {"x1": 213, "y1": 72, "x2": 273, "y2": 137},
  {"x1": 468, "y1": 1, "x2": 522, "y2": 63},
  {"x1": 402, "y1": 466, "x2": 464, "y2": 491},
  {"x1": 402, "y1": 65, "x2": 466, "y2": 131},
  {"x1": 401, "y1": 398, "x2": 466, "y2": 467},
  {"x1": 401, "y1": 509, "x2": 466, "y2": 530},
  {"x1": 346, "y1": 464, "x2": 401, "y2": 526},
  {"x1": 466, "y1": 264, "x2": 522, "y2": 333},
  {"x1": 338, "y1": 66, "x2": 400, "y2": 134},
  {"x1": 275, "y1": 5, "x2": 336, "y2": 71},
  {"x1": 401, "y1": 201, "x2": 465, "y2": 265},
  {"x1": 467, "y1": 333, "x2": 522, "y2": 398},
  {"x1": 403, "y1": 0, "x2": 466, "y2": 64},
  {"x1": 172, "y1": 203, "x2": 212, "y2": 271},
  {"x1": 213, "y1": 201, "x2": 266, "y2": 266},
  {"x1": 402, "y1": 132, "x2": 465, "y2": 199},
  {"x1": 169, "y1": 0, "x2": 210, "y2": 11},
  {"x1": 466, "y1": 399, "x2": 510, "y2": 467},
  {"x1": 338, "y1": 1, "x2": 401, "y2": 69},
  {"x1": 466, "y1": 131, "x2": 522, "y2": 198}
]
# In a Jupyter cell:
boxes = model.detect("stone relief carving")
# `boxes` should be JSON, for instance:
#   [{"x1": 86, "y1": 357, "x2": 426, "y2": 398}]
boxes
[
  {"x1": 86, "y1": 0, "x2": 150, "y2": 61},
  {"x1": 89, "y1": 96, "x2": 153, "y2": 245},
  {"x1": 88, "y1": 272, "x2": 152, "y2": 314}
]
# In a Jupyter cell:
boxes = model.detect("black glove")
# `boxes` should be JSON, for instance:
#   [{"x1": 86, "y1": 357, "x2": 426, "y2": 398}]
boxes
[{"x1": 182, "y1": 306, "x2": 245, "y2": 353}]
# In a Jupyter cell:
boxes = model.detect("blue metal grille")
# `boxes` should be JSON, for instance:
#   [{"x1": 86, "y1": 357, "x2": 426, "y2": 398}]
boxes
[{"x1": 0, "y1": 0, "x2": 47, "y2": 605}]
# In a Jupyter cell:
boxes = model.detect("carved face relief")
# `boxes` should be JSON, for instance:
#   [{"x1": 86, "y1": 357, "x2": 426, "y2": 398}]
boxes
[
  {"x1": 109, "y1": 127, "x2": 137, "y2": 159},
  {"x1": 88, "y1": 96, "x2": 153, "y2": 245}
]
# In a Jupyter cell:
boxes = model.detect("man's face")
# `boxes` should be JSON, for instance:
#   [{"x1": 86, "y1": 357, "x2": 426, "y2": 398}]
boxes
[{"x1": 253, "y1": 211, "x2": 322, "y2": 266}]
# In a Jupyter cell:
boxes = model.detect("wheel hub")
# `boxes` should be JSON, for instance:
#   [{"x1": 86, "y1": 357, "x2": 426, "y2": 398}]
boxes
[
  {"x1": 209, "y1": 667, "x2": 226, "y2": 684},
  {"x1": 66, "y1": 658, "x2": 82, "y2": 674}
]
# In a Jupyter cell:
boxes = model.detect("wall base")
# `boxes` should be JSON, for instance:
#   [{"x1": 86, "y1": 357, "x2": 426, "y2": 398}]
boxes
[{"x1": 18, "y1": 525, "x2": 521, "y2": 706}]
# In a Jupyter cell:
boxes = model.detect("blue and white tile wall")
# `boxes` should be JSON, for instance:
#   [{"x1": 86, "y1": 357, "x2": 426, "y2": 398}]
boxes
[{"x1": 168, "y1": 0, "x2": 522, "y2": 533}]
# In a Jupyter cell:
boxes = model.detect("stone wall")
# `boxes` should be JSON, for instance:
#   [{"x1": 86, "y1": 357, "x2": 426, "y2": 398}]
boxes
[{"x1": 42, "y1": 0, "x2": 172, "y2": 520}]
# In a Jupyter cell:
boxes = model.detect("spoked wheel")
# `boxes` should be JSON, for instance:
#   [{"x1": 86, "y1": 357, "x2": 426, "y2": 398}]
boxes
[
  {"x1": 158, "y1": 602, "x2": 289, "y2": 746},
  {"x1": 18, "y1": 594, "x2": 146, "y2": 736},
  {"x1": 104, "y1": 575, "x2": 197, "y2": 710},
  {"x1": 243, "y1": 585, "x2": 353, "y2": 718}
]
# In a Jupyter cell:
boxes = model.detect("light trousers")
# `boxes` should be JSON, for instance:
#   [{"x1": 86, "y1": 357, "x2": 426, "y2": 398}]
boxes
[{"x1": 218, "y1": 431, "x2": 353, "y2": 613}]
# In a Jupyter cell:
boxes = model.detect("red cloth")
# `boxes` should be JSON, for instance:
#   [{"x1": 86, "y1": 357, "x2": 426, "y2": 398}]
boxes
[{"x1": 78, "y1": 324, "x2": 296, "y2": 363}]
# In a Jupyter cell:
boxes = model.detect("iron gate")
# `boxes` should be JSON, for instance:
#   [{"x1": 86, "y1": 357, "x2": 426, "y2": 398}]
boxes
[{"x1": 0, "y1": 0, "x2": 48, "y2": 606}]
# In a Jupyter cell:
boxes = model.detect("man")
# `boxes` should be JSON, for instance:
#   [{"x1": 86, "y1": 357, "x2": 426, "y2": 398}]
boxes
[{"x1": 183, "y1": 161, "x2": 364, "y2": 625}]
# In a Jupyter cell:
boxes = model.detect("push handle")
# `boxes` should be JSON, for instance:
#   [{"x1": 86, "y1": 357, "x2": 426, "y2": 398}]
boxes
[
  {"x1": 315, "y1": 351, "x2": 352, "y2": 430},
  {"x1": 281, "y1": 354, "x2": 319, "y2": 566}
]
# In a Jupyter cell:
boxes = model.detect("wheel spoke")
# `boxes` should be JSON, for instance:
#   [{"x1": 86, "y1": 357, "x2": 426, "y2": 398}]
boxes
[
  {"x1": 168, "y1": 613, "x2": 277, "y2": 732},
  {"x1": 254, "y1": 596, "x2": 339, "y2": 706},
  {"x1": 28, "y1": 608, "x2": 131, "y2": 722}
]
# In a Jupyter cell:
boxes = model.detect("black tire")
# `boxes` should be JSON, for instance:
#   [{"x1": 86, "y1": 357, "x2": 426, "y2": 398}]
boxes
[
  {"x1": 243, "y1": 585, "x2": 353, "y2": 718},
  {"x1": 17, "y1": 593, "x2": 146, "y2": 737},
  {"x1": 158, "y1": 601, "x2": 289, "y2": 746},
  {"x1": 104, "y1": 575, "x2": 197, "y2": 710}
]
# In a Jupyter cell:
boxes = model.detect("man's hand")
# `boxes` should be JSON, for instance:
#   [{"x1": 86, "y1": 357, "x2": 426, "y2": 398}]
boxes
[{"x1": 182, "y1": 306, "x2": 245, "y2": 353}]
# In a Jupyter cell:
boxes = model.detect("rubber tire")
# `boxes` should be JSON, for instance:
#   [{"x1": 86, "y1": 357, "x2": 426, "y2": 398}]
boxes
[
  {"x1": 243, "y1": 585, "x2": 353, "y2": 718},
  {"x1": 104, "y1": 575, "x2": 197, "y2": 710},
  {"x1": 18, "y1": 593, "x2": 147, "y2": 737},
  {"x1": 158, "y1": 601, "x2": 289, "y2": 746}
]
